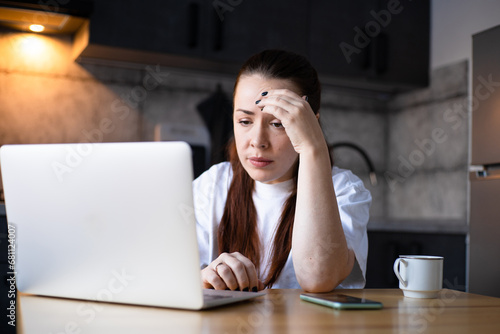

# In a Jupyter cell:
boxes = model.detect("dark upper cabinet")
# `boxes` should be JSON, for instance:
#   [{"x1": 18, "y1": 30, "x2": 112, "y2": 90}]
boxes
[
  {"x1": 309, "y1": 1, "x2": 377, "y2": 79},
  {"x1": 82, "y1": 0, "x2": 308, "y2": 72},
  {"x1": 309, "y1": 0, "x2": 430, "y2": 92},
  {"x1": 79, "y1": 0, "x2": 429, "y2": 92},
  {"x1": 375, "y1": 0, "x2": 430, "y2": 90},
  {"x1": 87, "y1": 0, "x2": 208, "y2": 57},
  {"x1": 202, "y1": 0, "x2": 309, "y2": 63}
]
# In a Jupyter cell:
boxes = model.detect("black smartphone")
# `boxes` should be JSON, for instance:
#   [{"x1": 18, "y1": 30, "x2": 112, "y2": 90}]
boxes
[{"x1": 300, "y1": 293, "x2": 383, "y2": 310}]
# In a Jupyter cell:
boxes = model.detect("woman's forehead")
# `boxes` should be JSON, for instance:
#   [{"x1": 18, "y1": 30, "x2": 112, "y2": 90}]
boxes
[{"x1": 235, "y1": 74, "x2": 300, "y2": 97}]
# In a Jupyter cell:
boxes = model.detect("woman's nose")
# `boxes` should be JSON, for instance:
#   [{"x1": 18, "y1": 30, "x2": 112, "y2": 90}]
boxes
[{"x1": 250, "y1": 125, "x2": 269, "y2": 149}]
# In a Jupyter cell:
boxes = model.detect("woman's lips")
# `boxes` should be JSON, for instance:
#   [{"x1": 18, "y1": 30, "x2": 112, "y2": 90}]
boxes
[{"x1": 249, "y1": 157, "x2": 273, "y2": 168}]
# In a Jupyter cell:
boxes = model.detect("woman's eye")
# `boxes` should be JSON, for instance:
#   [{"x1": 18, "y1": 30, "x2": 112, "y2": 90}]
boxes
[
  {"x1": 271, "y1": 122, "x2": 283, "y2": 128},
  {"x1": 238, "y1": 120, "x2": 251, "y2": 126}
]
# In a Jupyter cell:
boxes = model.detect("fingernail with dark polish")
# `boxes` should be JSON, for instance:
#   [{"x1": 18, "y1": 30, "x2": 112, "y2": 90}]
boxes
[
  {"x1": 252, "y1": 287, "x2": 258, "y2": 292},
  {"x1": 261, "y1": 91, "x2": 268, "y2": 96},
  {"x1": 243, "y1": 287, "x2": 249, "y2": 292},
  {"x1": 305, "y1": 96, "x2": 309, "y2": 101},
  {"x1": 255, "y1": 100, "x2": 261, "y2": 104}
]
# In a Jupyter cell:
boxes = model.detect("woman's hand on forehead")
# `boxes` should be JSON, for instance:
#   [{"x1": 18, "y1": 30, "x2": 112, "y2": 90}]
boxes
[{"x1": 256, "y1": 89, "x2": 325, "y2": 155}]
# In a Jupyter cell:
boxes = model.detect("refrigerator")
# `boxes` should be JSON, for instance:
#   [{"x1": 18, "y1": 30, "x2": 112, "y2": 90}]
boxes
[{"x1": 468, "y1": 24, "x2": 500, "y2": 298}]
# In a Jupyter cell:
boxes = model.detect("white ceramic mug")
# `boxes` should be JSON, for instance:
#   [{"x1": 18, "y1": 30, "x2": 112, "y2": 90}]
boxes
[{"x1": 393, "y1": 255, "x2": 443, "y2": 298}]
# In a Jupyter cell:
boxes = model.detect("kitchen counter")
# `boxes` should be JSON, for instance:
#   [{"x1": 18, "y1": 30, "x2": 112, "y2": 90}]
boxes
[{"x1": 368, "y1": 217, "x2": 468, "y2": 234}]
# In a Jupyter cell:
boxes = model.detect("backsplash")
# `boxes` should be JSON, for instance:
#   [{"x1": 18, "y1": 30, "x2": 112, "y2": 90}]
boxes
[
  {"x1": 0, "y1": 31, "x2": 468, "y2": 226},
  {"x1": 385, "y1": 60, "x2": 468, "y2": 221}
]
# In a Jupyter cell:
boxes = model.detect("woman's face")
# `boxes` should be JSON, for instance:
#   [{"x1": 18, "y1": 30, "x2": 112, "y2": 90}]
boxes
[{"x1": 233, "y1": 74, "x2": 299, "y2": 184}]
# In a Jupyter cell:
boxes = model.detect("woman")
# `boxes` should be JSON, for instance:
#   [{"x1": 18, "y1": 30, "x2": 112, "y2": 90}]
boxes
[{"x1": 193, "y1": 50, "x2": 371, "y2": 293}]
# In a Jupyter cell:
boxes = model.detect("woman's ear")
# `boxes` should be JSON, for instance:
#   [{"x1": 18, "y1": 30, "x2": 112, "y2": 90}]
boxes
[{"x1": 315, "y1": 113, "x2": 320, "y2": 120}]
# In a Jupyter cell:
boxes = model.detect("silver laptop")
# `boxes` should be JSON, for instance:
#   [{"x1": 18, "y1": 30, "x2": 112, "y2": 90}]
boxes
[{"x1": 0, "y1": 142, "x2": 265, "y2": 310}]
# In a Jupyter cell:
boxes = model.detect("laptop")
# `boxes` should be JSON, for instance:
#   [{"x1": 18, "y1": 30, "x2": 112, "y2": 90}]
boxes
[{"x1": 0, "y1": 141, "x2": 265, "y2": 310}]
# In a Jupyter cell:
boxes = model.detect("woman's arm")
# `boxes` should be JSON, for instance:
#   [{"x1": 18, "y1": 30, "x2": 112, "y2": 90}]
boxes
[
  {"x1": 293, "y1": 142, "x2": 354, "y2": 292},
  {"x1": 259, "y1": 90, "x2": 354, "y2": 292}
]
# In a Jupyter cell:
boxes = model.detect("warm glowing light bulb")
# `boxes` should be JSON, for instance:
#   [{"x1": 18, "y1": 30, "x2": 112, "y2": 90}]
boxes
[
  {"x1": 29, "y1": 24, "x2": 45, "y2": 33},
  {"x1": 19, "y1": 36, "x2": 45, "y2": 56}
]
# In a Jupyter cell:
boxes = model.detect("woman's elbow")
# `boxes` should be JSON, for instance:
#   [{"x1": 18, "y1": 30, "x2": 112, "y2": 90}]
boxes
[
  {"x1": 300, "y1": 280, "x2": 337, "y2": 293},
  {"x1": 295, "y1": 249, "x2": 356, "y2": 292},
  {"x1": 298, "y1": 271, "x2": 348, "y2": 293},
  {"x1": 298, "y1": 260, "x2": 355, "y2": 292}
]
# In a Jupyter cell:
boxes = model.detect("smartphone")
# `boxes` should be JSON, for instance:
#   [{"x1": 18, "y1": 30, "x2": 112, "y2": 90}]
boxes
[{"x1": 300, "y1": 293, "x2": 383, "y2": 310}]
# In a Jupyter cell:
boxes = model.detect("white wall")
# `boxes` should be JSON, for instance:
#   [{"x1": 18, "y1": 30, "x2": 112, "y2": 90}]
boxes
[{"x1": 431, "y1": 0, "x2": 500, "y2": 69}]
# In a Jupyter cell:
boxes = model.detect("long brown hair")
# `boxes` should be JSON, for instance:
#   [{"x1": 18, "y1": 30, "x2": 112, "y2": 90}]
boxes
[{"x1": 218, "y1": 50, "x2": 322, "y2": 288}]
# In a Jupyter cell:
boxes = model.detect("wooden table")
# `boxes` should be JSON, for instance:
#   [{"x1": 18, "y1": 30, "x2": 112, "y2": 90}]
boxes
[{"x1": 17, "y1": 289, "x2": 500, "y2": 333}]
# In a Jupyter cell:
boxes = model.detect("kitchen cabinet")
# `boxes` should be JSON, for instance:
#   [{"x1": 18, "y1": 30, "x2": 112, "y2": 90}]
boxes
[
  {"x1": 83, "y1": 0, "x2": 307, "y2": 69},
  {"x1": 309, "y1": 1, "x2": 378, "y2": 81},
  {"x1": 204, "y1": 0, "x2": 309, "y2": 63},
  {"x1": 87, "y1": 0, "x2": 208, "y2": 58},
  {"x1": 365, "y1": 231, "x2": 466, "y2": 291},
  {"x1": 79, "y1": 0, "x2": 429, "y2": 92},
  {"x1": 309, "y1": 0, "x2": 429, "y2": 91}
]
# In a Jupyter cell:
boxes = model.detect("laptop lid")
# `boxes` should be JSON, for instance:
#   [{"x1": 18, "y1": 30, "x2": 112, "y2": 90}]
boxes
[{"x1": 1, "y1": 142, "x2": 209, "y2": 309}]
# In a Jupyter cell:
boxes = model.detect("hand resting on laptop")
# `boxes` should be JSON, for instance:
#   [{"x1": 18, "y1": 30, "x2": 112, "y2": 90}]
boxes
[{"x1": 201, "y1": 252, "x2": 265, "y2": 292}]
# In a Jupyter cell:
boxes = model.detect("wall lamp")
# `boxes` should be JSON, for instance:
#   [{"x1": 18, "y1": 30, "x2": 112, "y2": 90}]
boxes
[{"x1": 0, "y1": 0, "x2": 92, "y2": 35}]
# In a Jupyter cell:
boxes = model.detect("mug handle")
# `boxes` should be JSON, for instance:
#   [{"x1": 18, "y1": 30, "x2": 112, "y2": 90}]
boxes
[{"x1": 393, "y1": 258, "x2": 408, "y2": 288}]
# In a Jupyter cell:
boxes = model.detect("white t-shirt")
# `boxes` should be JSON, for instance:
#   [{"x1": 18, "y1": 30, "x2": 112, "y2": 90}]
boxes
[{"x1": 193, "y1": 162, "x2": 372, "y2": 289}]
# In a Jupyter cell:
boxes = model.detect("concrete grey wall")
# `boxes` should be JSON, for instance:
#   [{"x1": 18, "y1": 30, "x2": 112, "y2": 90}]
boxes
[
  {"x1": 319, "y1": 90, "x2": 387, "y2": 219},
  {"x1": 385, "y1": 60, "x2": 469, "y2": 221}
]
